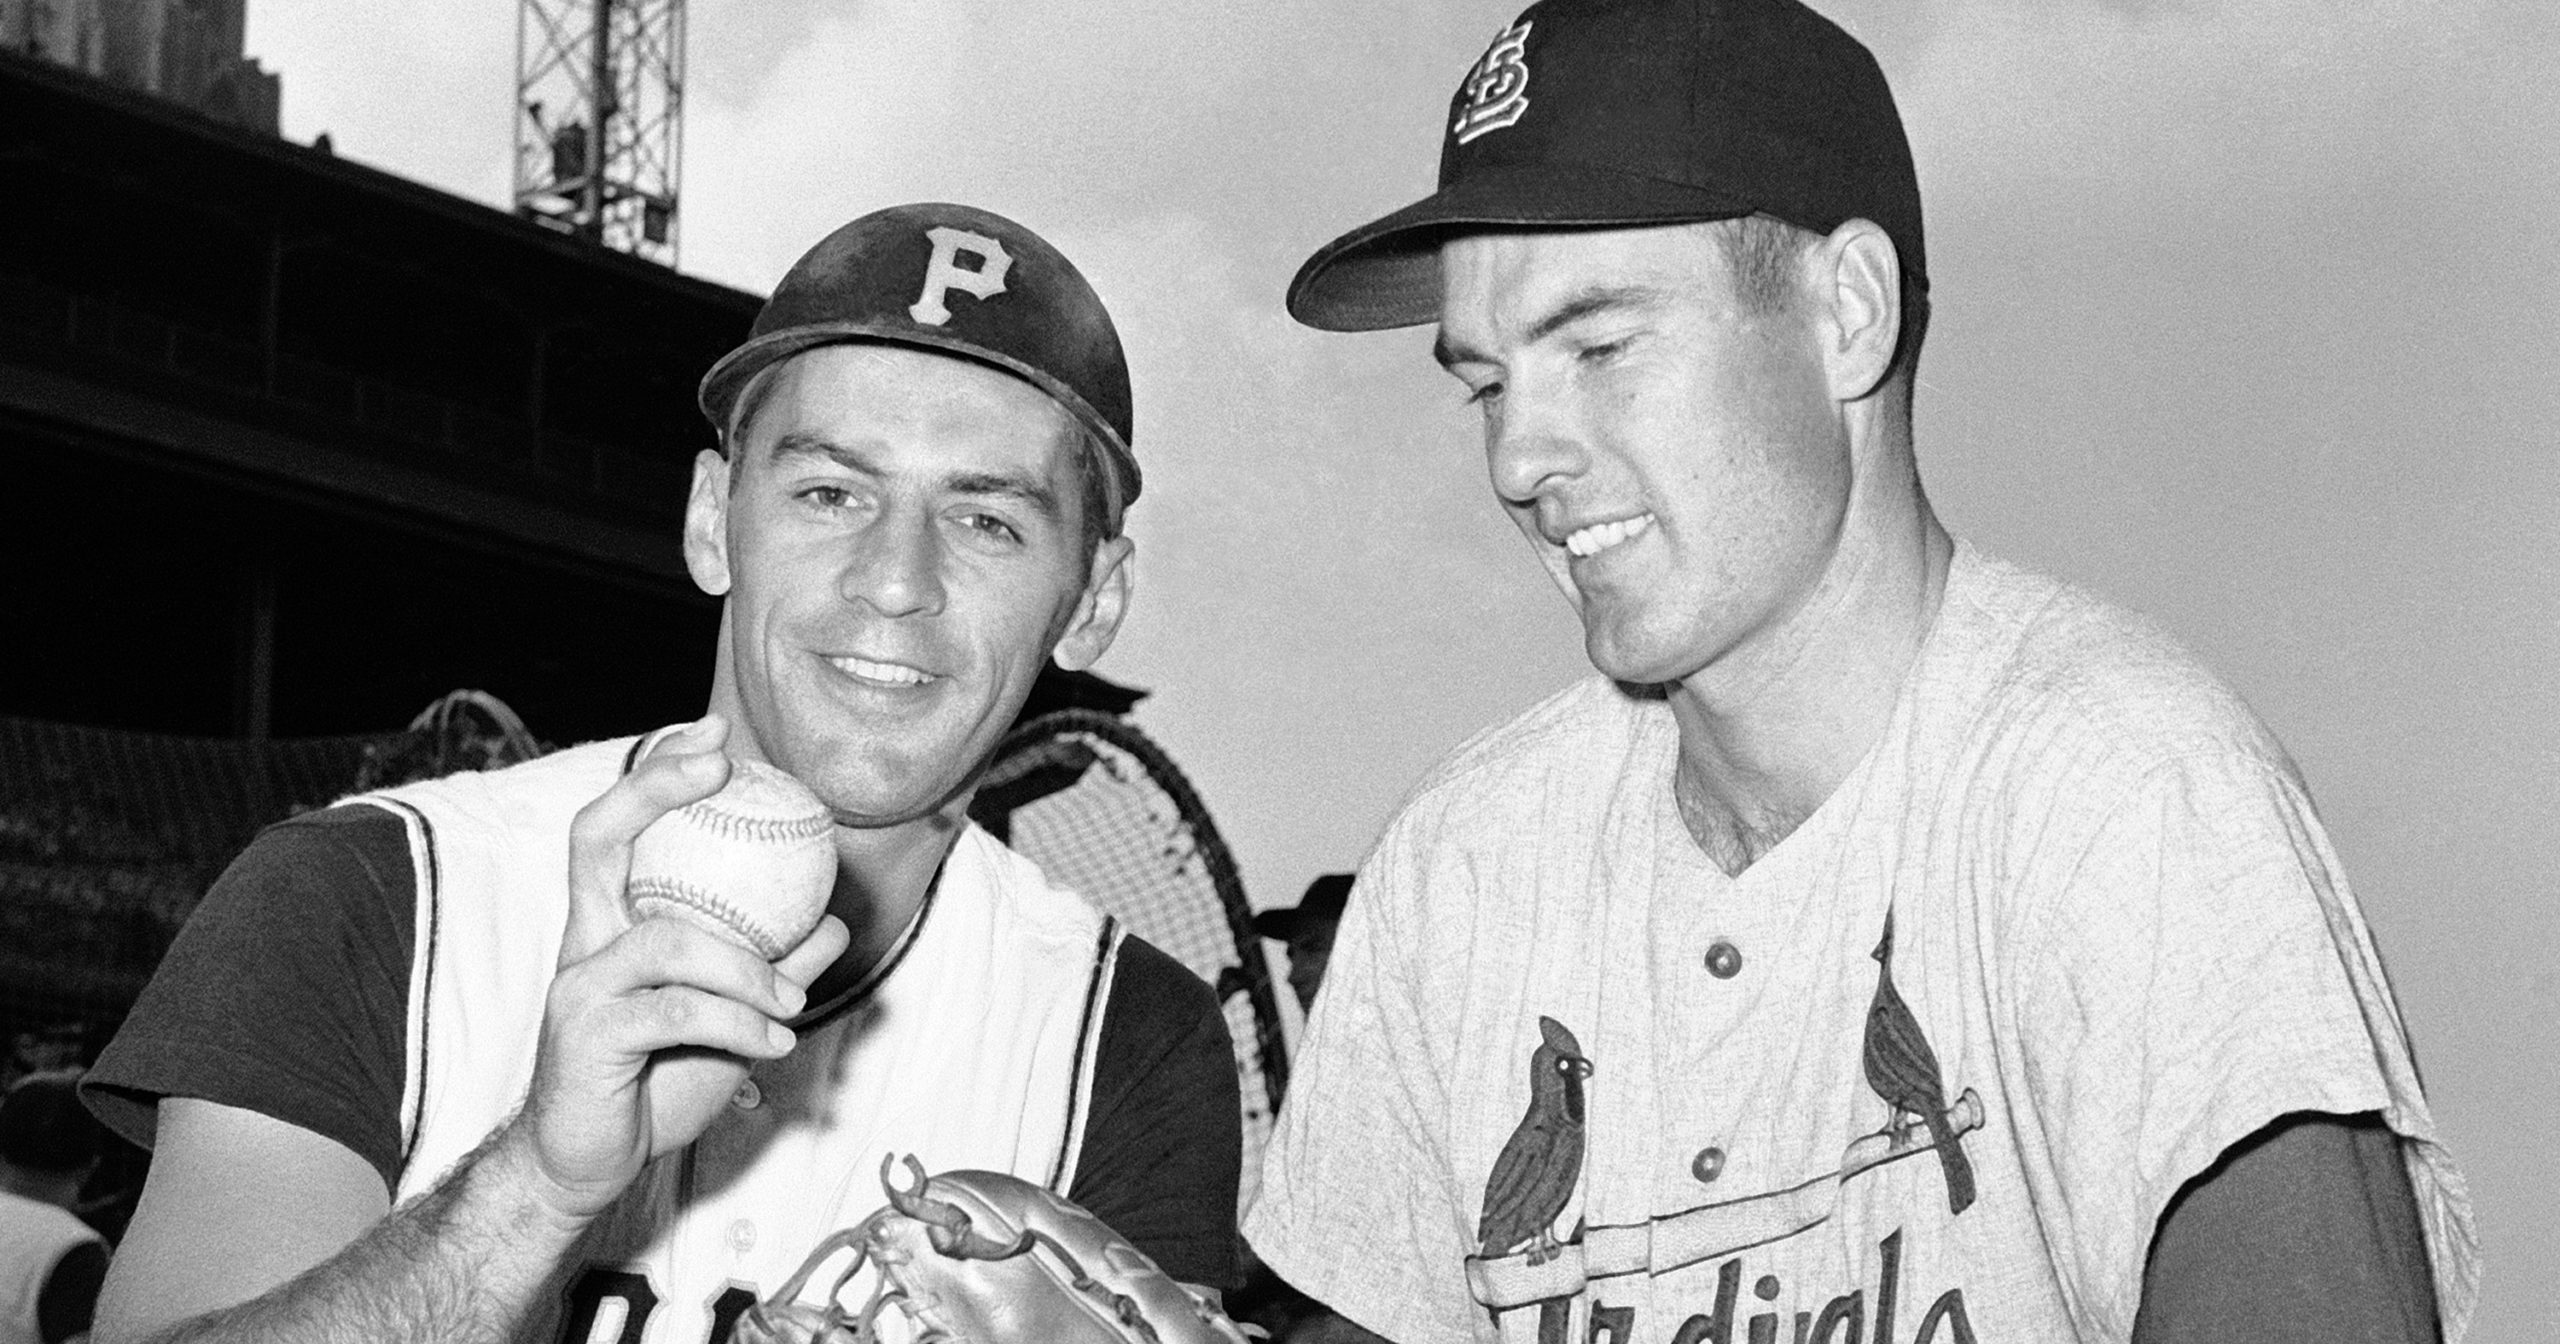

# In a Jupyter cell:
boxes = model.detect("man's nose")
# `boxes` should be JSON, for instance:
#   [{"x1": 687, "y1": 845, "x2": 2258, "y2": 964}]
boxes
[
  {"x1": 1484, "y1": 389, "x2": 1587, "y2": 509},
  {"x1": 838, "y1": 508, "x2": 947, "y2": 618}
]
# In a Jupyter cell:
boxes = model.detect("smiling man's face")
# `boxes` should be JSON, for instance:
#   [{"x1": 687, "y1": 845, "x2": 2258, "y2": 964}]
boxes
[
  {"x1": 1435, "y1": 222, "x2": 1852, "y2": 688},
  {"x1": 686, "y1": 342, "x2": 1130, "y2": 828}
]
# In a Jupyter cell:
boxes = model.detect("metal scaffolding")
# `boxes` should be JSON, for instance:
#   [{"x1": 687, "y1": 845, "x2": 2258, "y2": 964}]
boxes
[{"x1": 512, "y1": 0, "x2": 684, "y2": 266}]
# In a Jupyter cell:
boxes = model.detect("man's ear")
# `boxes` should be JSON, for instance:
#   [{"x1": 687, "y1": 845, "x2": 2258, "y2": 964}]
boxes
[
  {"x1": 1816, "y1": 218, "x2": 1901, "y2": 404},
  {"x1": 1052, "y1": 535, "x2": 1135, "y2": 672},
  {"x1": 683, "y1": 449, "x2": 734, "y2": 597}
]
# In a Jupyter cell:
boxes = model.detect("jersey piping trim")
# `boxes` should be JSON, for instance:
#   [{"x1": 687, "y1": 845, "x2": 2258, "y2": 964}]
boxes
[
  {"x1": 361, "y1": 795, "x2": 440, "y2": 1170},
  {"x1": 1047, "y1": 916, "x2": 1122, "y2": 1193},
  {"x1": 787, "y1": 852, "x2": 946, "y2": 1034}
]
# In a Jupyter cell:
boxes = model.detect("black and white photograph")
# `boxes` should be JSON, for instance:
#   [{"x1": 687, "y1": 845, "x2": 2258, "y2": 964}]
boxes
[{"x1": 0, "y1": 1, "x2": 2547, "y2": 1341}]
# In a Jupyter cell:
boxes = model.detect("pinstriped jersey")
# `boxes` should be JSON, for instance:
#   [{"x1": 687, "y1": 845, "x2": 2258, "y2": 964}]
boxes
[{"x1": 1248, "y1": 544, "x2": 2478, "y2": 1344}]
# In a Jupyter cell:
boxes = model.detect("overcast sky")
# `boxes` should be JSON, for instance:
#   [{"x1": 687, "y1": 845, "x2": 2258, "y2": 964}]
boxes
[{"x1": 243, "y1": 2, "x2": 2554, "y2": 1335}]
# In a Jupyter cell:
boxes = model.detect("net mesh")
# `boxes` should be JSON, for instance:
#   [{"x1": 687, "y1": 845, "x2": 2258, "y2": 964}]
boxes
[
  {"x1": 973, "y1": 711, "x2": 1289, "y2": 1207},
  {"x1": 0, "y1": 715, "x2": 379, "y2": 1237},
  {"x1": 0, "y1": 715, "x2": 375, "y2": 984}
]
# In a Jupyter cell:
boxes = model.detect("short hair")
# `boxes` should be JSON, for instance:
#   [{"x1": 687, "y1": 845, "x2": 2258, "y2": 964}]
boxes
[
  {"x1": 720, "y1": 353, "x2": 1123, "y2": 559},
  {"x1": 722, "y1": 360, "x2": 791, "y2": 462},
  {"x1": 1710, "y1": 214, "x2": 1930, "y2": 394},
  {"x1": 1065, "y1": 424, "x2": 1120, "y2": 557}
]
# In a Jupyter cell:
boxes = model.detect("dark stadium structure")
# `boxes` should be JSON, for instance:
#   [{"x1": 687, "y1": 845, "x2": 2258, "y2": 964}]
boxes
[
  {"x1": 0, "y1": 45, "x2": 748, "y2": 745},
  {"x1": 0, "y1": 42, "x2": 761, "y2": 1229}
]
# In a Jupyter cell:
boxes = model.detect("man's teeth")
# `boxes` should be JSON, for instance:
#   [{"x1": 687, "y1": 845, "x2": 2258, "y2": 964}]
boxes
[
  {"x1": 831, "y1": 656, "x2": 932, "y2": 686},
  {"x1": 1564, "y1": 514, "x2": 1654, "y2": 558}
]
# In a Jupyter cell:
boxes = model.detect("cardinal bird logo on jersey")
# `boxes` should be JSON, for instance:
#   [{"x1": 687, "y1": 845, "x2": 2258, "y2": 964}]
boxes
[
  {"x1": 1475, "y1": 1015, "x2": 1593, "y2": 1265},
  {"x1": 1862, "y1": 910, "x2": 1977, "y2": 1215}
]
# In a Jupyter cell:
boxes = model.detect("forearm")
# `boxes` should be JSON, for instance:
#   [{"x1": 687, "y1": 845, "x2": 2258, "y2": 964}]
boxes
[
  {"x1": 128, "y1": 1128, "x2": 586, "y2": 1344},
  {"x1": 111, "y1": 726, "x2": 840, "y2": 1344}
]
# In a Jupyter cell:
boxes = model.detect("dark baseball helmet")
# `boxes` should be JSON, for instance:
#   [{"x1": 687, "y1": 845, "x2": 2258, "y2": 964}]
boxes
[{"x1": 698, "y1": 203, "x2": 1140, "y2": 528}]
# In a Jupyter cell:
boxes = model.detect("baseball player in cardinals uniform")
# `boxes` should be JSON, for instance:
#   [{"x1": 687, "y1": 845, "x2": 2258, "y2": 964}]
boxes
[
  {"x1": 83, "y1": 203, "x2": 1240, "y2": 1344},
  {"x1": 1246, "y1": 2, "x2": 2478, "y2": 1343}
]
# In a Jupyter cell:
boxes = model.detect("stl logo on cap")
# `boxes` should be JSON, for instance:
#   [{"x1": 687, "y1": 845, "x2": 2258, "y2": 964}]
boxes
[
  {"x1": 1451, "y1": 20, "x2": 1533, "y2": 144},
  {"x1": 909, "y1": 225, "x2": 1014, "y2": 326}
]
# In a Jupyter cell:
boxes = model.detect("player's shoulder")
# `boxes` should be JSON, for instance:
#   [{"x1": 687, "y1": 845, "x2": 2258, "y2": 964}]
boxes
[
  {"x1": 230, "y1": 800, "x2": 414, "y2": 885},
  {"x1": 1103, "y1": 933, "x2": 1220, "y2": 1030},
  {"x1": 947, "y1": 822, "x2": 1118, "y2": 952},
  {"x1": 1393, "y1": 674, "x2": 1661, "y2": 824},
  {"x1": 343, "y1": 735, "x2": 645, "y2": 824},
  {"x1": 1936, "y1": 545, "x2": 2298, "y2": 790}
]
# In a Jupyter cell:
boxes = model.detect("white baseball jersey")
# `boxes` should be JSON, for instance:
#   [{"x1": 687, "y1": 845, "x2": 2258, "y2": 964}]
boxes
[
  {"x1": 1247, "y1": 543, "x2": 2478, "y2": 1344},
  {"x1": 360, "y1": 738, "x2": 1122, "y2": 1344}
]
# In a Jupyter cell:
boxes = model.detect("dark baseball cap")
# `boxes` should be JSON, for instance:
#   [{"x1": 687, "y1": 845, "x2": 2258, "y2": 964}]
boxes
[
  {"x1": 699, "y1": 203, "x2": 1140, "y2": 528},
  {"x1": 1287, "y1": 0, "x2": 1925, "y2": 332},
  {"x1": 1253, "y1": 872, "x2": 1354, "y2": 942}
]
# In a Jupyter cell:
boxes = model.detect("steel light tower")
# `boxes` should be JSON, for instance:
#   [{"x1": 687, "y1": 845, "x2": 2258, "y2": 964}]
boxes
[{"x1": 513, "y1": 0, "x2": 684, "y2": 266}]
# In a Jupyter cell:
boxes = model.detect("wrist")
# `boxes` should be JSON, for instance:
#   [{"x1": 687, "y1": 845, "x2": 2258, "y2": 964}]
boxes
[{"x1": 472, "y1": 1118, "x2": 613, "y2": 1245}]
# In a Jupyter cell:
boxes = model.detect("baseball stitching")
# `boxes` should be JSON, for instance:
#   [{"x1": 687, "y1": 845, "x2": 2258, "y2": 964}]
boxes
[
  {"x1": 678, "y1": 800, "x2": 833, "y2": 845},
  {"x1": 628, "y1": 874, "x2": 791, "y2": 957}
]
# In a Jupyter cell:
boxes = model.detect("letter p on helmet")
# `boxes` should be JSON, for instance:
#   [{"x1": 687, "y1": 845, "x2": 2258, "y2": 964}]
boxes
[{"x1": 910, "y1": 226, "x2": 1013, "y2": 325}]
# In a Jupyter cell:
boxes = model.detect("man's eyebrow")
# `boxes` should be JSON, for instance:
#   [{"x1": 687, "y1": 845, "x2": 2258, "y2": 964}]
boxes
[
  {"x1": 945, "y1": 470, "x2": 1062, "y2": 519},
  {"x1": 766, "y1": 432, "x2": 882, "y2": 474},
  {"x1": 763, "y1": 432, "x2": 1061, "y2": 518},
  {"x1": 1433, "y1": 283, "x2": 1673, "y2": 369}
]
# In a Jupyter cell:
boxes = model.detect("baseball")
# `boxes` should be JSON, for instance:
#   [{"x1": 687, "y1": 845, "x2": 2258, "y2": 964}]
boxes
[{"x1": 626, "y1": 756, "x2": 837, "y2": 959}]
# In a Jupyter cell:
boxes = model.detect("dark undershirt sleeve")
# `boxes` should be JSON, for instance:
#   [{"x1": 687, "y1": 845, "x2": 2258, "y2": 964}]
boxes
[
  {"x1": 35, "y1": 1240, "x2": 107, "y2": 1344},
  {"x1": 1067, "y1": 934, "x2": 1244, "y2": 1290},
  {"x1": 82, "y1": 805, "x2": 417, "y2": 1193},
  {"x1": 2135, "y1": 1110, "x2": 2441, "y2": 1344}
]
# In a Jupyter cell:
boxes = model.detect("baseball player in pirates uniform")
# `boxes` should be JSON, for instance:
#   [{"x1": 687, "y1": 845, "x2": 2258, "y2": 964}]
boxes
[
  {"x1": 83, "y1": 204, "x2": 1240, "y2": 1344},
  {"x1": 1246, "y1": 2, "x2": 2478, "y2": 1342}
]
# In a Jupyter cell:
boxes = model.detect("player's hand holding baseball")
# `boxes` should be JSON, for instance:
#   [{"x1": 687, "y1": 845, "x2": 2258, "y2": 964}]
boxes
[{"x1": 503, "y1": 714, "x2": 849, "y2": 1223}]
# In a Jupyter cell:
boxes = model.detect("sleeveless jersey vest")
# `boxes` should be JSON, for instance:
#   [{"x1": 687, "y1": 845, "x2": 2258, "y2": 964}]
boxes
[{"x1": 353, "y1": 738, "x2": 1121, "y2": 1342}]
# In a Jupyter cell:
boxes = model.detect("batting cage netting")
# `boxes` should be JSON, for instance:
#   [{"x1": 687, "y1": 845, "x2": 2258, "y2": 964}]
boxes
[{"x1": 970, "y1": 709, "x2": 1293, "y2": 1210}]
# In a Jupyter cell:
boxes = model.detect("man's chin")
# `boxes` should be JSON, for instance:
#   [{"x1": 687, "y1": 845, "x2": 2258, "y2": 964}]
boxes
[
  {"x1": 1582, "y1": 627, "x2": 1704, "y2": 690},
  {"x1": 1582, "y1": 625, "x2": 1655, "y2": 684},
  {"x1": 794, "y1": 758, "x2": 972, "y2": 832},
  {"x1": 807, "y1": 792, "x2": 967, "y2": 834}
]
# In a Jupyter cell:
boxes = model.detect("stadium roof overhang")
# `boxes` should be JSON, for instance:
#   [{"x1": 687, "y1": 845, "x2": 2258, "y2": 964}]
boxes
[{"x1": 0, "y1": 48, "x2": 763, "y2": 595}]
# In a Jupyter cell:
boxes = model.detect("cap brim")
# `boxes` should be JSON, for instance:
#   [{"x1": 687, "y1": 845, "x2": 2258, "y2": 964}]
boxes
[
  {"x1": 1285, "y1": 163, "x2": 1762, "y2": 332},
  {"x1": 698, "y1": 323, "x2": 1141, "y2": 520}
]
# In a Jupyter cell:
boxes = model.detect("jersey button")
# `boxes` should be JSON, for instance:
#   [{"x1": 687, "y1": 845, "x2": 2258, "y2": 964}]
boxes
[
  {"x1": 1692, "y1": 1146, "x2": 1726, "y2": 1184},
  {"x1": 732, "y1": 1078, "x2": 763, "y2": 1110},
  {"x1": 728, "y1": 1219, "x2": 756, "y2": 1253},
  {"x1": 1704, "y1": 939, "x2": 1743, "y2": 979}
]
